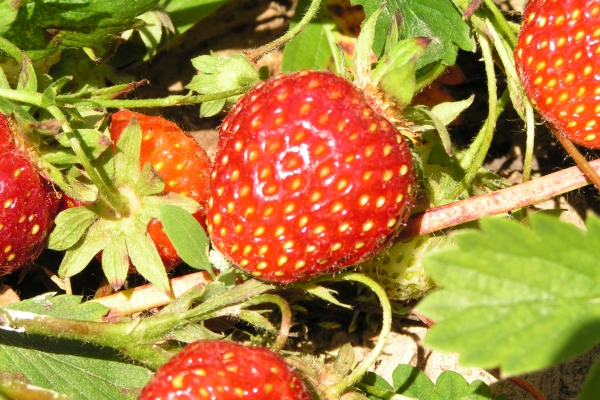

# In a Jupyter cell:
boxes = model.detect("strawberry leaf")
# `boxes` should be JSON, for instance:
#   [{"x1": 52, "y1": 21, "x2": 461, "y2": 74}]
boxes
[
  {"x1": 3, "y1": 292, "x2": 108, "y2": 321},
  {"x1": 1, "y1": 0, "x2": 160, "y2": 60},
  {"x1": 0, "y1": 380, "x2": 72, "y2": 400},
  {"x1": 281, "y1": 0, "x2": 337, "y2": 72},
  {"x1": 159, "y1": 0, "x2": 231, "y2": 35},
  {"x1": 417, "y1": 214, "x2": 600, "y2": 376},
  {"x1": 160, "y1": 204, "x2": 212, "y2": 275},
  {"x1": 0, "y1": 0, "x2": 19, "y2": 34}
]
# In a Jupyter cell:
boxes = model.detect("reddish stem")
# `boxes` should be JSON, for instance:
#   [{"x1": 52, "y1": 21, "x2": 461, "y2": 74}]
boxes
[
  {"x1": 397, "y1": 158, "x2": 600, "y2": 241},
  {"x1": 489, "y1": 369, "x2": 547, "y2": 400}
]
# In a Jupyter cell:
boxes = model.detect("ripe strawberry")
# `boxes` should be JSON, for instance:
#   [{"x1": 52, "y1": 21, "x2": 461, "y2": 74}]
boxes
[
  {"x1": 138, "y1": 340, "x2": 310, "y2": 400},
  {"x1": 515, "y1": 0, "x2": 600, "y2": 148},
  {"x1": 109, "y1": 111, "x2": 212, "y2": 269},
  {"x1": 207, "y1": 70, "x2": 416, "y2": 283},
  {"x1": 0, "y1": 115, "x2": 60, "y2": 275}
]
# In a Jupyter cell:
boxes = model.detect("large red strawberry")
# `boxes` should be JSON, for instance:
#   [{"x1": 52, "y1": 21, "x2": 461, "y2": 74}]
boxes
[
  {"x1": 109, "y1": 111, "x2": 212, "y2": 268},
  {"x1": 138, "y1": 340, "x2": 310, "y2": 400},
  {"x1": 0, "y1": 114, "x2": 60, "y2": 275},
  {"x1": 207, "y1": 70, "x2": 416, "y2": 283},
  {"x1": 515, "y1": 0, "x2": 600, "y2": 148}
]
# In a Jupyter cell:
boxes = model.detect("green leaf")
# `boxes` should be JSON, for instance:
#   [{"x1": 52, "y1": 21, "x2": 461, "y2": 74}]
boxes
[
  {"x1": 0, "y1": 331, "x2": 152, "y2": 400},
  {"x1": 292, "y1": 282, "x2": 352, "y2": 309},
  {"x1": 2, "y1": 0, "x2": 160, "y2": 60},
  {"x1": 159, "y1": 0, "x2": 230, "y2": 36},
  {"x1": 579, "y1": 356, "x2": 600, "y2": 400},
  {"x1": 417, "y1": 214, "x2": 600, "y2": 376},
  {"x1": 199, "y1": 98, "x2": 226, "y2": 118},
  {"x1": 352, "y1": 0, "x2": 475, "y2": 67},
  {"x1": 160, "y1": 204, "x2": 212, "y2": 274},
  {"x1": 391, "y1": 365, "x2": 494, "y2": 399},
  {"x1": 47, "y1": 206, "x2": 98, "y2": 251},
  {"x1": 281, "y1": 0, "x2": 336, "y2": 72},
  {"x1": 3, "y1": 292, "x2": 108, "y2": 321}
]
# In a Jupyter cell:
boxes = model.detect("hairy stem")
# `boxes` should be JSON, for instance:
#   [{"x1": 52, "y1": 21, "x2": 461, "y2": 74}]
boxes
[{"x1": 397, "y1": 158, "x2": 600, "y2": 241}]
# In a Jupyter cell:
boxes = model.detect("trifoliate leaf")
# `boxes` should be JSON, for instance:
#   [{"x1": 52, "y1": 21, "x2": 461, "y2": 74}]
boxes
[
  {"x1": 417, "y1": 214, "x2": 600, "y2": 376},
  {"x1": 47, "y1": 206, "x2": 98, "y2": 251},
  {"x1": 160, "y1": 204, "x2": 212, "y2": 274}
]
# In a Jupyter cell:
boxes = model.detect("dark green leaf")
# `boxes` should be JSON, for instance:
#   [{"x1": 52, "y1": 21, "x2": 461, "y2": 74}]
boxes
[
  {"x1": 417, "y1": 214, "x2": 600, "y2": 376},
  {"x1": 2, "y1": 0, "x2": 160, "y2": 60}
]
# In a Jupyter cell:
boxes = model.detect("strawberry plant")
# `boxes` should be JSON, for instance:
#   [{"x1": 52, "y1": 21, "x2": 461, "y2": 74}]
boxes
[{"x1": 2, "y1": 0, "x2": 600, "y2": 399}]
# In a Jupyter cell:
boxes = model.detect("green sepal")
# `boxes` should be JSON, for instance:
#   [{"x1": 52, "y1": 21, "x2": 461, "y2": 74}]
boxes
[
  {"x1": 101, "y1": 234, "x2": 129, "y2": 291},
  {"x1": 200, "y1": 98, "x2": 227, "y2": 118},
  {"x1": 44, "y1": 128, "x2": 111, "y2": 164},
  {"x1": 135, "y1": 162, "x2": 165, "y2": 196},
  {"x1": 47, "y1": 206, "x2": 98, "y2": 251},
  {"x1": 187, "y1": 52, "x2": 260, "y2": 114},
  {"x1": 112, "y1": 116, "x2": 142, "y2": 187},
  {"x1": 126, "y1": 218, "x2": 170, "y2": 293},
  {"x1": 58, "y1": 220, "x2": 110, "y2": 278},
  {"x1": 372, "y1": 37, "x2": 430, "y2": 109},
  {"x1": 140, "y1": 192, "x2": 200, "y2": 227},
  {"x1": 160, "y1": 204, "x2": 213, "y2": 277},
  {"x1": 352, "y1": 6, "x2": 382, "y2": 87}
]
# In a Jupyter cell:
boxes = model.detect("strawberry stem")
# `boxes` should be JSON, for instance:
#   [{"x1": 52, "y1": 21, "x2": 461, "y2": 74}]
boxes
[
  {"x1": 481, "y1": 0, "x2": 517, "y2": 47},
  {"x1": 321, "y1": 272, "x2": 392, "y2": 397},
  {"x1": 241, "y1": 294, "x2": 292, "y2": 352},
  {"x1": 397, "y1": 158, "x2": 600, "y2": 241},
  {"x1": 45, "y1": 105, "x2": 126, "y2": 214},
  {"x1": 549, "y1": 124, "x2": 600, "y2": 193},
  {"x1": 244, "y1": 0, "x2": 322, "y2": 63}
]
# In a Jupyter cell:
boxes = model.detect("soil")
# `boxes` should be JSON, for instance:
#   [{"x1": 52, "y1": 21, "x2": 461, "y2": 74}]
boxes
[{"x1": 3, "y1": 0, "x2": 600, "y2": 399}]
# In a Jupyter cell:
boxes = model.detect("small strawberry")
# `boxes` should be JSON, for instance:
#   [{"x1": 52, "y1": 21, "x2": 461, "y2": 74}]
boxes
[
  {"x1": 360, "y1": 234, "x2": 445, "y2": 301},
  {"x1": 207, "y1": 70, "x2": 416, "y2": 283},
  {"x1": 109, "y1": 111, "x2": 212, "y2": 268},
  {"x1": 515, "y1": 0, "x2": 600, "y2": 148},
  {"x1": 138, "y1": 340, "x2": 310, "y2": 400},
  {"x1": 0, "y1": 114, "x2": 60, "y2": 275}
]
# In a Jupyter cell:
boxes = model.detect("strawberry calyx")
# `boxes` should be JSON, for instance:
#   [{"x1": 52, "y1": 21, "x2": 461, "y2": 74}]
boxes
[{"x1": 47, "y1": 117, "x2": 201, "y2": 292}]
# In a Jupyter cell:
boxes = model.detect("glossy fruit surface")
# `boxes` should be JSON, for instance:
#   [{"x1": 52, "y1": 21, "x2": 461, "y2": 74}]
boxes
[
  {"x1": 110, "y1": 111, "x2": 212, "y2": 268},
  {"x1": 515, "y1": 0, "x2": 600, "y2": 148},
  {"x1": 138, "y1": 340, "x2": 310, "y2": 400},
  {"x1": 207, "y1": 71, "x2": 415, "y2": 283}
]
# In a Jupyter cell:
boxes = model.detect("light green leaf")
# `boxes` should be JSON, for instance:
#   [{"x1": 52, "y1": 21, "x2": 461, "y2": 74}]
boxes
[
  {"x1": 47, "y1": 206, "x2": 98, "y2": 251},
  {"x1": 0, "y1": 0, "x2": 21, "y2": 34},
  {"x1": 293, "y1": 282, "x2": 352, "y2": 309},
  {"x1": 58, "y1": 221, "x2": 110, "y2": 278},
  {"x1": 417, "y1": 214, "x2": 600, "y2": 376},
  {"x1": 0, "y1": 380, "x2": 72, "y2": 400},
  {"x1": 3, "y1": 292, "x2": 108, "y2": 321},
  {"x1": 281, "y1": 0, "x2": 336, "y2": 72}
]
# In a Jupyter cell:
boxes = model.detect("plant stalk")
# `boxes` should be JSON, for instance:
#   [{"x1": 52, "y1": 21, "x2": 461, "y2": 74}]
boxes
[{"x1": 397, "y1": 158, "x2": 600, "y2": 241}]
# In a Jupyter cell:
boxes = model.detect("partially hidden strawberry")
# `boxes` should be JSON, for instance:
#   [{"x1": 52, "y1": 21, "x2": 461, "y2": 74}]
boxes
[
  {"x1": 515, "y1": 0, "x2": 600, "y2": 148},
  {"x1": 207, "y1": 70, "x2": 416, "y2": 283},
  {"x1": 0, "y1": 113, "x2": 60, "y2": 275},
  {"x1": 49, "y1": 111, "x2": 211, "y2": 290},
  {"x1": 138, "y1": 340, "x2": 310, "y2": 400},
  {"x1": 109, "y1": 110, "x2": 212, "y2": 268}
]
